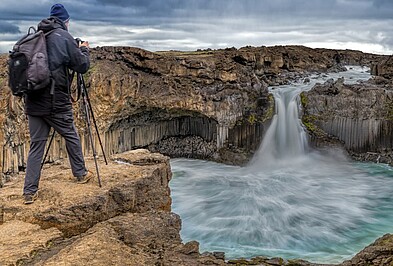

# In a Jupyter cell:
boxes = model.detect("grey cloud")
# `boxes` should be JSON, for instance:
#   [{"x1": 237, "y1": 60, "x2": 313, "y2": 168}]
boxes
[
  {"x1": 0, "y1": 21, "x2": 20, "y2": 34},
  {"x1": 0, "y1": 1, "x2": 47, "y2": 21},
  {"x1": 1, "y1": 0, "x2": 392, "y2": 26},
  {"x1": 372, "y1": 0, "x2": 393, "y2": 7},
  {"x1": 0, "y1": 0, "x2": 392, "y2": 54}
]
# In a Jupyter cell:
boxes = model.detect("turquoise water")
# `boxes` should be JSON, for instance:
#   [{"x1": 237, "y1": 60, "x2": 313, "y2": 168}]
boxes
[
  {"x1": 170, "y1": 157, "x2": 393, "y2": 263},
  {"x1": 169, "y1": 66, "x2": 393, "y2": 263}
]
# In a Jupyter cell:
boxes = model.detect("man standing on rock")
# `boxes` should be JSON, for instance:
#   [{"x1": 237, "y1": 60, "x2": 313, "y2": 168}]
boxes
[{"x1": 23, "y1": 3, "x2": 93, "y2": 204}]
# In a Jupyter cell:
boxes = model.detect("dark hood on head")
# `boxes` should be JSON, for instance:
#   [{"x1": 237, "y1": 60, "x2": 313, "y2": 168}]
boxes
[{"x1": 37, "y1": 16, "x2": 67, "y2": 33}]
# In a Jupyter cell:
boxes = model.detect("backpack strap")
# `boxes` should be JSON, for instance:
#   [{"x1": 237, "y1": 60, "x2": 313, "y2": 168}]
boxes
[
  {"x1": 50, "y1": 77, "x2": 56, "y2": 111},
  {"x1": 43, "y1": 29, "x2": 56, "y2": 111},
  {"x1": 28, "y1": 26, "x2": 36, "y2": 34}
]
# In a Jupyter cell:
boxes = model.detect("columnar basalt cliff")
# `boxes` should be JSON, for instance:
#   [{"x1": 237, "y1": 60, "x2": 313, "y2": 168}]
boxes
[
  {"x1": 302, "y1": 64, "x2": 393, "y2": 165},
  {"x1": 0, "y1": 45, "x2": 387, "y2": 177}
]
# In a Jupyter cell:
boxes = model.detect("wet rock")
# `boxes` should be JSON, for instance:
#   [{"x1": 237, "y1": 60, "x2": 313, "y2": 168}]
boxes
[
  {"x1": 266, "y1": 257, "x2": 288, "y2": 265},
  {"x1": 212, "y1": 252, "x2": 226, "y2": 260},
  {"x1": 328, "y1": 63, "x2": 348, "y2": 73}
]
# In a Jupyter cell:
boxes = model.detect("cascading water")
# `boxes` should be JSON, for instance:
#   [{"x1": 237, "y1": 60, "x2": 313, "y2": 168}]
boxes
[
  {"x1": 248, "y1": 85, "x2": 309, "y2": 167},
  {"x1": 169, "y1": 66, "x2": 393, "y2": 263}
]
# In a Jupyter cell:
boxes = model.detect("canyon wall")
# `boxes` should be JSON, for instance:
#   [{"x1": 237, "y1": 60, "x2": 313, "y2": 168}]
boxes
[{"x1": 0, "y1": 46, "x2": 388, "y2": 178}]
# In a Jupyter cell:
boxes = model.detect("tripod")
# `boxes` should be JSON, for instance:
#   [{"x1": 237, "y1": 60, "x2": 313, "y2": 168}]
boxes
[{"x1": 41, "y1": 71, "x2": 107, "y2": 187}]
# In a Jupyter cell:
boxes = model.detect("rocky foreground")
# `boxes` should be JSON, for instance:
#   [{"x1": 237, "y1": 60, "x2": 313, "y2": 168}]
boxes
[
  {"x1": 1, "y1": 149, "x2": 392, "y2": 266},
  {"x1": 0, "y1": 150, "x2": 223, "y2": 265}
]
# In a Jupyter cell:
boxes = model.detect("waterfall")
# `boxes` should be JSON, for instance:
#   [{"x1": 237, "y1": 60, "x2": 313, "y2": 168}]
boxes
[
  {"x1": 249, "y1": 85, "x2": 309, "y2": 168},
  {"x1": 249, "y1": 65, "x2": 372, "y2": 168}
]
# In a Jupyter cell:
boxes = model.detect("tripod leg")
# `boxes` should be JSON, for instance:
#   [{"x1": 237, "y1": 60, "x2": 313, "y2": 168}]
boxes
[
  {"x1": 83, "y1": 84, "x2": 108, "y2": 165},
  {"x1": 86, "y1": 98, "x2": 108, "y2": 165},
  {"x1": 80, "y1": 77, "x2": 102, "y2": 187},
  {"x1": 41, "y1": 130, "x2": 55, "y2": 170}
]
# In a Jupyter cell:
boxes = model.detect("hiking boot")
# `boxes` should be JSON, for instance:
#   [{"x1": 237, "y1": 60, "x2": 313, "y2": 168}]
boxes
[
  {"x1": 24, "y1": 191, "x2": 38, "y2": 205},
  {"x1": 76, "y1": 170, "x2": 93, "y2": 184}
]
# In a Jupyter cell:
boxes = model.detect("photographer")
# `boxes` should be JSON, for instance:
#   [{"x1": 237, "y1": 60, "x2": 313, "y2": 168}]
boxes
[{"x1": 23, "y1": 3, "x2": 93, "y2": 204}]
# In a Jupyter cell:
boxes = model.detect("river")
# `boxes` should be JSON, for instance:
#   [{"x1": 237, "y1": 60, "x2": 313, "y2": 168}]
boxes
[{"x1": 169, "y1": 66, "x2": 393, "y2": 264}]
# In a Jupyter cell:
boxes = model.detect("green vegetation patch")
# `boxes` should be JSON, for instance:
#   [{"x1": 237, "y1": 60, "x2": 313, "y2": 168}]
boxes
[
  {"x1": 261, "y1": 94, "x2": 275, "y2": 122},
  {"x1": 300, "y1": 92, "x2": 308, "y2": 107},
  {"x1": 248, "y1": 114, "x2": 257, "y2": 124},
  {"x1": 302, "y1": 114, "x2": 326, "y2": 137}
]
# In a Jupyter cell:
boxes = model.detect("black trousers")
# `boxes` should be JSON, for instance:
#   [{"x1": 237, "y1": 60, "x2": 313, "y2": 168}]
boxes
[{"x1": 23, "y1": 111, "x2": 86, "y2": 195}]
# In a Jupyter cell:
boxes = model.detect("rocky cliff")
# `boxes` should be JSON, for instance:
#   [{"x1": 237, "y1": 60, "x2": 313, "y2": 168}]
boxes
[{"x1": 0, "y1": 45, "x2": 387, "y2": 177}]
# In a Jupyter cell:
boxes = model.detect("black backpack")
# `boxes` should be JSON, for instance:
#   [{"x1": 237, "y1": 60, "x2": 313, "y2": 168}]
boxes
[{"x1": 8, "y1": 27, "x2": 53, "y2": 96}]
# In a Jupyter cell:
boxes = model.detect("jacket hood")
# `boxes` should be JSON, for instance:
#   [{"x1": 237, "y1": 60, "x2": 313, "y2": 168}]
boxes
[{"x1": 38, "y1": 16, "x2": 67, "y2": 33}]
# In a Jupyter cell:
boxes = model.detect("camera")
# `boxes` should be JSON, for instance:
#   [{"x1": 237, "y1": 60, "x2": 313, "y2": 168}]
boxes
[
  {"x1": 75, "y1": 38, "x2": 89, "y2": 48},
  {"x1": 75, "y1": 38, "x2": 84, "y2": 44}
]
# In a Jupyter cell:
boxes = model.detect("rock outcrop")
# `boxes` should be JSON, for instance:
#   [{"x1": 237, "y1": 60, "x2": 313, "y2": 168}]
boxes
[
  {"x1": 302, "y1": 76, "x2": 393, "y2": 165},
  {"x1": 372, "y1": 55, "x2": 393, "y2": 79}
]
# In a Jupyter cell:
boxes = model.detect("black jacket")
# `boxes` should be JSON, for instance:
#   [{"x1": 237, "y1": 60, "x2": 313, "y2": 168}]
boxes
[{"x1": 24, "y1": 16, "x2": 90, "y2": 116}]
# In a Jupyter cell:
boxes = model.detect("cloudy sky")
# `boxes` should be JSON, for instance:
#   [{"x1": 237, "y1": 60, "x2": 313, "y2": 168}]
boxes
[{"x1": 1, "y1": 0, "x2": 392, "y2": 55}]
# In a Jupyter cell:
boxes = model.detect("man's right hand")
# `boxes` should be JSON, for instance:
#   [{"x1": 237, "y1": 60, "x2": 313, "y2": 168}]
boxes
[{"x1": 79, "y1": 41, "x2": 90, "y2": 48}]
